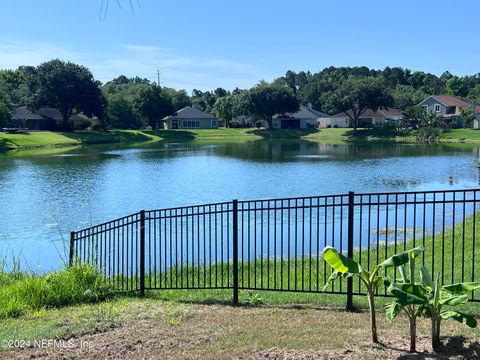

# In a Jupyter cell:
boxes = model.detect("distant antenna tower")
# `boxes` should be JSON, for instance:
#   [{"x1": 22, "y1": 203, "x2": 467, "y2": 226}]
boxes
[{"x1": 157, "y1": 70, "x2": 163, "y2": 86}]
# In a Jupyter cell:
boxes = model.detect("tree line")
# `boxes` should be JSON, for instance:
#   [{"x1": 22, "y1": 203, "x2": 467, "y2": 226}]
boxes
[{"x1": 1, "y1": 59, "x2": 480, "y2": 131}]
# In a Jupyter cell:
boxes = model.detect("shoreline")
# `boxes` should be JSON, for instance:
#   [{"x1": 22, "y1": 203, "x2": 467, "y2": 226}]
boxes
[{"x1": 1, "y1": 128, "x2": 480, "y2": 155}]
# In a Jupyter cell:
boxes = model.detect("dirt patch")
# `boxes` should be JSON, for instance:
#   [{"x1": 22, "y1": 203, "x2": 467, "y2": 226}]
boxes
[{"x1": 3, "y1": 303, "x2": 480, "y2": 359}]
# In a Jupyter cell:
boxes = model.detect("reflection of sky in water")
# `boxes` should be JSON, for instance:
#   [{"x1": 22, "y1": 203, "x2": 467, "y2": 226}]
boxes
[{"x1": 0, "y1": 141, "x2": 479, "y2": 270}]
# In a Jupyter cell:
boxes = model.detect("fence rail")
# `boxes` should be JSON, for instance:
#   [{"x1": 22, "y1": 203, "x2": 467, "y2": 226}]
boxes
[{"x1": 70, "y1": 189, "x2": 480, "y2": 308}]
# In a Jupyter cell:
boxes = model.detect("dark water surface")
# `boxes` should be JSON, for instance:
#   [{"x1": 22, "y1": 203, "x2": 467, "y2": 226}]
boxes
[{"x1": 1, "y1": 140, "x2": 479, "y2": 270}]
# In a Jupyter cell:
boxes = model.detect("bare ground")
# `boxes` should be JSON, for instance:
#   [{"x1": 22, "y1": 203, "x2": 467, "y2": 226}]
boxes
[{"x1": 3, "y1": 300, "x2": 480, "y2": 360}]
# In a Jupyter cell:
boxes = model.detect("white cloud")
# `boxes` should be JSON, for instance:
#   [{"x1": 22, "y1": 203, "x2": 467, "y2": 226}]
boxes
[
  {"x1": 0, "y1": 42, "x2": 77, "y2": 68},
  {"x1": 0, "y1": 41, "x2": 263, "y2": 91}
]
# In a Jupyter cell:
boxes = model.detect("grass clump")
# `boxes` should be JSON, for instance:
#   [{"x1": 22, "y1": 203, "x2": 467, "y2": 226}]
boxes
[{"x1": 0, "y1": 264, "x2": 111, "y2": 319}]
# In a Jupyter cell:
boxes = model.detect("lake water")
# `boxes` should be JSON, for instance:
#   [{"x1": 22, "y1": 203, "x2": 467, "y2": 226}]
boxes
[{"x1": 1, "y1": 140, "x2": 480, "y2": 271}]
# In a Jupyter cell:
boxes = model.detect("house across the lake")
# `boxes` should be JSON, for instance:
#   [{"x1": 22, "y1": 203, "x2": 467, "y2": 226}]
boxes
[
  {"x1": 8, "y1": 106, "x2": 58, "y2": 130},
  {"x1": 328, "y1": 107, "x2": 404, "y2": 128},
  {"x1": 7, "y1": 106, "x2": 98, "y2": 130},
  {"x1": 271, "y1": 104, "x2": 330, "y2": 129},
  {"x1": 418, "y1": 95, "x2": 480, "y2": 128},
  {"x1": 163, "y1": 106, "x2": 218, "y2": 129}
]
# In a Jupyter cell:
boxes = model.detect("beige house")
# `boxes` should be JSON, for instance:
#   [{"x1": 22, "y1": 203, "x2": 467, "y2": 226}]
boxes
[
  {"x1": 163, "y1": 106, "x2": 218, "y2": 129},
  {"x1": 328, "y1": 108, "x2": 404, "y2": 128}
]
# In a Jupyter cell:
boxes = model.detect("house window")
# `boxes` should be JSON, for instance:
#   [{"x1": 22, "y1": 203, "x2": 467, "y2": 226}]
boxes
[
  {"x1": 434, "y1": 104, "x2": 441, "y2": 112},
  {"x1": 182, "y1": 120, "x2": 200, "y2": 128},
  {"x1": 423, "y1": 105, "x2": 429, "y2": 111}
]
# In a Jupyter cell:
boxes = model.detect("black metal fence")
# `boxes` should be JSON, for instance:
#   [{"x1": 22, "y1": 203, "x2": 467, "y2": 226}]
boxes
[{"x1": 70, "y1": 189, "x2": 480, "y2": 307}]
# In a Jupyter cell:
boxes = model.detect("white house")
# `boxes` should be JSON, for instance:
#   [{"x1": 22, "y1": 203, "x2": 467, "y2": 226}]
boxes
[
  {"x1": 163, "y1": 106, "x2": 218, "y2": 129},
  {"x1": 328, "y1": 108, "x2": 404, "y2": 128},
  {"x1": 271, "y1": 105, "x2": 330, "y2": 129}
]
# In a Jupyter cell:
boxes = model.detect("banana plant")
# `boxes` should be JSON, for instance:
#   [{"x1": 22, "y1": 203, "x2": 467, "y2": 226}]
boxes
[
  {"x1": 385, "y1": 251, "x2": 427, "y2": 352},
  {"x1": 420, "y1": 267, "x2": 480, "y2": 351},
  {"x1": 322, "y1": 246, "x2": 425, "y2": 344},
  {"x1": 387, "y1": 262, "x2": 480, "y2": 352}
]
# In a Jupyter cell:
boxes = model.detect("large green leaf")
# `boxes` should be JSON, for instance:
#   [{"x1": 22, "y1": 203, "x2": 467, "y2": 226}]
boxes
[
  {"x1": 441, "y1": 310, "x2": 477, "y2": 328},
  {"x1": 439, "y1": 294, "x2": 469, "y2": 306},
  {"x1": 385, "y1": 301, "x2": 402, "y2": 322},
  {"x1": 420, "y1": 266, "x2": 434, "y2": 289},
  {"x1": 379, "y1": 246, "x2": 425, "y2": 269},
  {"x1": 443, "y1": 282, "x2": 480, "y2": 295},
  {"x1": 388, "y1": 283, "x2": 428, "y2": 305},
  {"x1": 322, "y1": 246, "x2": 362, "y2": 274}
]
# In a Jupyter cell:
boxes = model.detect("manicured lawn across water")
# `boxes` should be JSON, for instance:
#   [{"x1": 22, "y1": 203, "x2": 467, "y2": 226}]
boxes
[{"x1": 2, "y1": 128, "x2": 480, "y2": 154}]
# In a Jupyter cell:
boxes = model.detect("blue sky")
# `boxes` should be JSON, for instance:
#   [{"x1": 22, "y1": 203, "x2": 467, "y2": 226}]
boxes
[{"x1": 0, "y1": 0, "x2": 479, "y2": 91}]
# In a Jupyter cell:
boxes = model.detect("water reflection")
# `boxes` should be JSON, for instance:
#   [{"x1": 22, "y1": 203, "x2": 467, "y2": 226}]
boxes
[{"x1": 0, "y1": 140, "x2": 479, "y2": 270}]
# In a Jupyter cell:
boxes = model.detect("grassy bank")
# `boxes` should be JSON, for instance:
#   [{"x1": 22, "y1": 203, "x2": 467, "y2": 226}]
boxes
[
  {"x1": 2, "y1": 212, "x2": 480, "y2": 357},
  {"x1": 3, "y1": 128, "x2": 480, "y2": 155},
  {"x1": 0, "y1": 130, "x2": 162, "y2": 153},
  {"x1": 4, "y1": 210, "x2": 479, "y2": 320},
  {"x1": 0, "y1": 264, "x2": 111, "y2": 319}
]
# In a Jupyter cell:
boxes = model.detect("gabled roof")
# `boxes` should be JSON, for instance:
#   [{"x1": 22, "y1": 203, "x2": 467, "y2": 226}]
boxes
[
  {"x1": 332, "y1": 107, "x2": 403, "y2": 118},
  {"x1": 163, "y1": 106, "x2": 215, "y2": 120},
  {"x1": 37, "y1": 107, "x2": 63, "y2": 120},
  {"x1": 274, "y1": 105, "x2": 330, "y2": 119},
  {"x1": 11, "y1": 106, "x2": 44, "y2": 120},
  {"x1": 420, "y1": 95, "x2": 480, "y2": 113}
]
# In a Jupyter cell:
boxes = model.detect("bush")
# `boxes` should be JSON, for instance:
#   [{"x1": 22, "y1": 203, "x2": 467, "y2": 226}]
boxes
[
  {"x1": 228, "y1": 120, "x2": 242, "y2": 128},
  {"x1": 416, "y1": 127, "x2": 442, "y2": 143},
  {"x1": 0, "y1": 264, "x2": 111, "y2": 319}
]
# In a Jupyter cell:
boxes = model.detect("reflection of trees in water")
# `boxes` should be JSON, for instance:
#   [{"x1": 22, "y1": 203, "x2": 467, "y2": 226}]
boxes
[
  {"x1": 212, "y1": 140, "x2": 321, "y2": 162},
  {"x1": 318, "y1": 142, "x2": 477, "y2": 159},
  {"x1": 211, "y1": 140, "x2": 478, "y2": 163}
]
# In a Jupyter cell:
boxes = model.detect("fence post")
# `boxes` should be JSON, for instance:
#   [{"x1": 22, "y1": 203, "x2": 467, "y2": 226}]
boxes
[
  {"x1": 69, "y1": 231, "x2": 75, "y2": 267},
  {"x1": 140, "y1": 210, "x2": 146, "y2": 297},
  {"x1": 346, "y1": 191, "x2": 355, "y2": 311},
  {"x1": 232, "y1": 199, "x2": 239, "y2": 305}
]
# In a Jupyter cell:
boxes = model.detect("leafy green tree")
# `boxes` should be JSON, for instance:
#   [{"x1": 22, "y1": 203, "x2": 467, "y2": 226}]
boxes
[
  {"x1": 459, "y1": 107, "x2": 475, "y2": 128},
  {"x1": 106, "y1": 94, "x2": 142, "y2": 129},
  {"x1": 445, "y1": 76, "x2": 470, "y2": 98},
  {"x1": 212, "y1": 96, "x2": 235, "y2": 127},
  {"x1": 246, "y1": 82, "x2": 299, "y2": 129},
  {"x1": 414, "y1": 108, "x2": 444, "y2": 142},
  {"x1": 191, "y1": 89, "x2": 214, "y2": 112},
  {"x1": 162, "y1": 87, "x2": 191, "y2": 111},
  {"x1": 0, "y1": 97, "x2": 11, "y2": 129},
  {"x1": 382, "y1": 66, "x2": 410, "y2": 87},
  {"x1": 325, "y1": 76, "x2": 393, "y2": 130},
  {"x1": 403, "y1": 105, "x2": 425, "y2": 128},
  {"x1": 467, "y1": 84, "x2": 480, "y2": 105},
  {"x1": 34, "y1": 59, "x2": 106, "y2": 130},
  {"x1": 391, "y1": 85, "x2": 427, "y2": 110},
  {"x1": 135, "y1": 84, "x2": 174, "y2": 129}
]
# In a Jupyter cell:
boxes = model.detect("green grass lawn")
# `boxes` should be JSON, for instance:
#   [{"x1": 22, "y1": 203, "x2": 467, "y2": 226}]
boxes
[
  {"x1": 440, "y1": 129, "x2": 480, "y2": 142},
  {"x1": 3, "y1": 128, "x2": 480, "y2": 154},
  {"x1": 0, "y1": 130, "x2": 161, "y2": 152}
]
